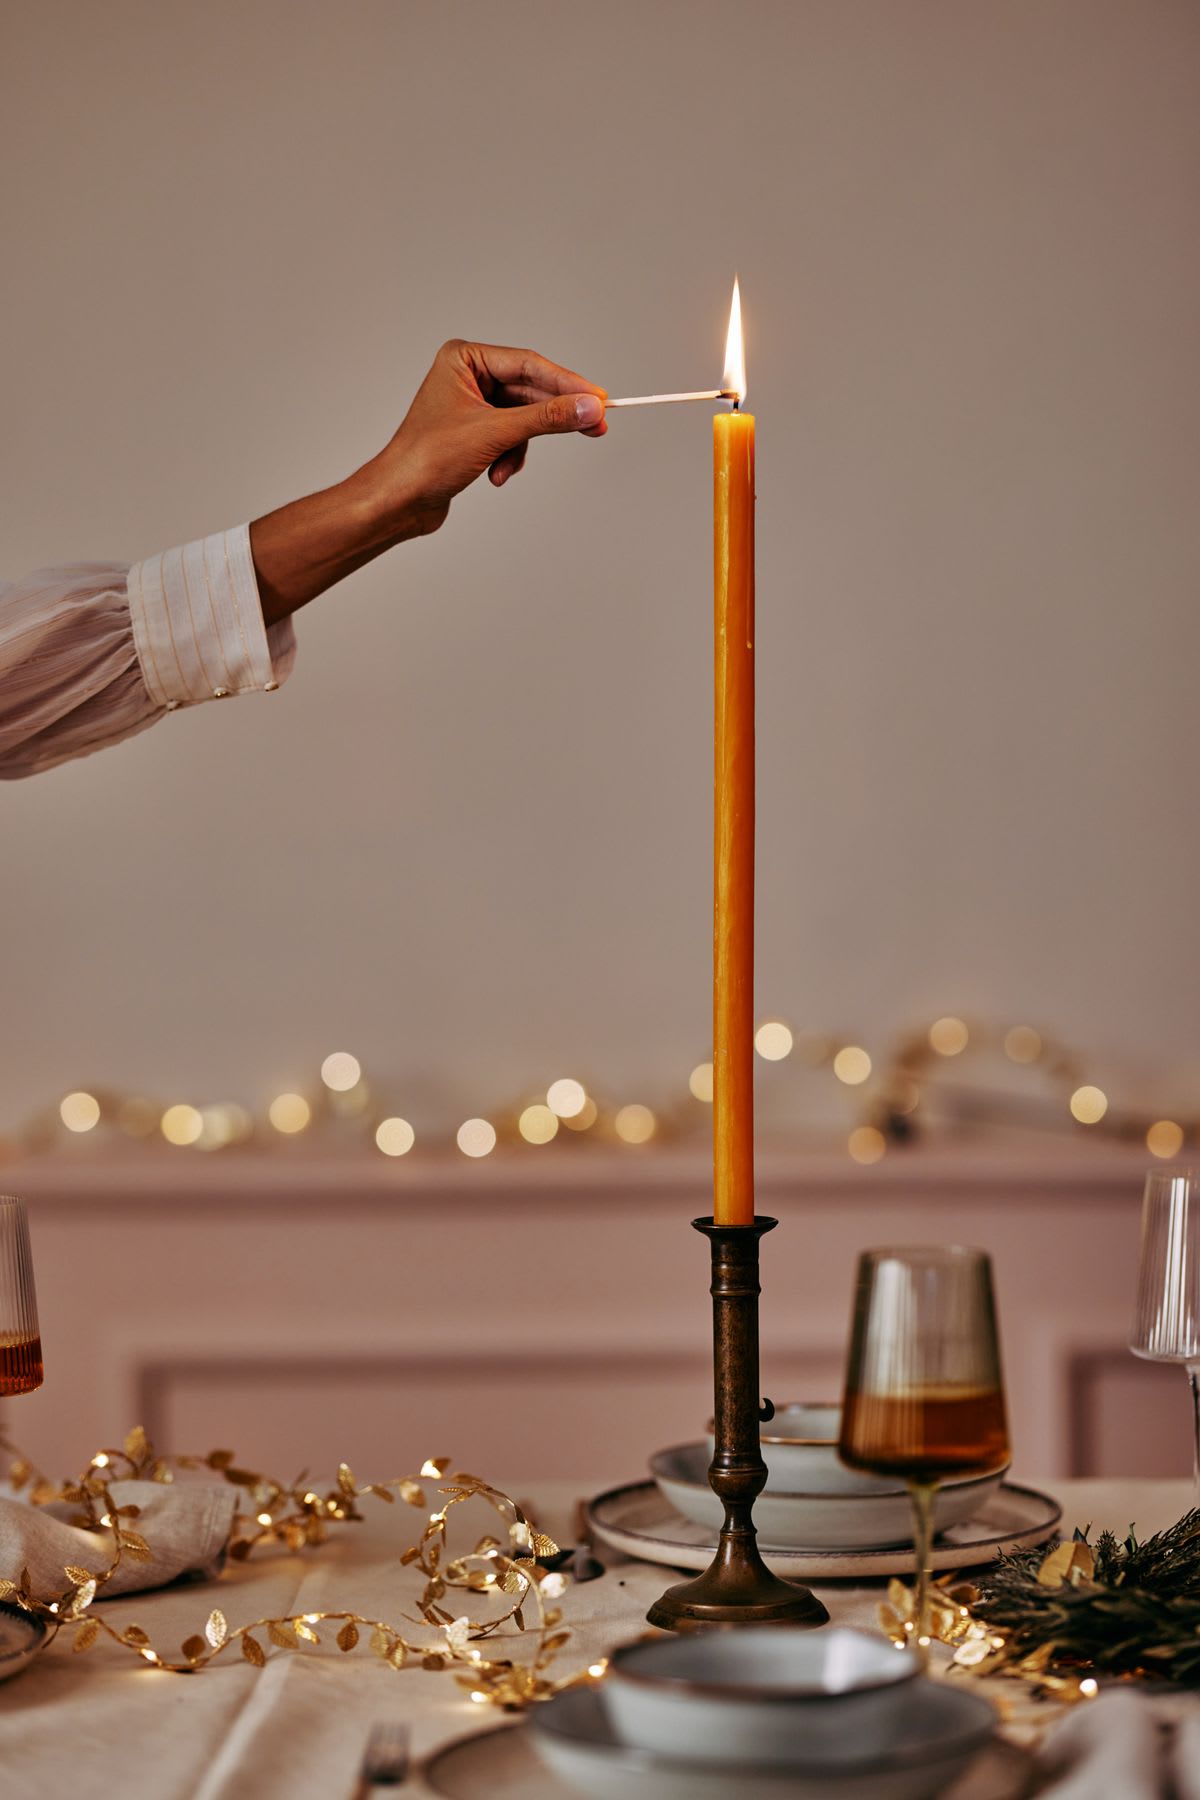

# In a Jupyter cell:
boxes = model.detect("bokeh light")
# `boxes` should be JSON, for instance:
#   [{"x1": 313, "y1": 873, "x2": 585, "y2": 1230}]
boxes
[
  {"x1": 547, "y1": 1079, "x2": 587, "y2": 1119},
  {"x1": 754, "y1": 1022, "x2": 794, "y2": 1061},
  {"x1": 376, "y1": 1117, "x2": 415, "y2": 1157},
  {"x1": 689, "y1": 1061, "x2": 714, "y2": 1103},
  {"x1": 320, "y1": 1052, "x2": 361, "y2": 1092},
  {"x1": 1069, "y1": 1086, "x2": 1108, "y2": 1125},
  {"x1": 268, "y1": 1093, "x2": 311, "y2": 1135},
  {"x1": 518, "y1": 1104, "x2": 559, "y2": 1145},
  {"x1": 833, "y1": 1046, "x2": 872, "y2": 1086},
  {"x1": 848, "y1": 1126, "x2": 887, "y2": 1165},
  {"x1": 1004, "y1": 1026, "x2": 1042, "y2": 1064},
  {"x1": 59, "y1": 1091, "x2": 100, "y2": 1133},
  {"x1": 457, "y1": 1118, "x2": 496, "y2": 1158},
  {"x1": 561, "y1": 1097, "x2": 598, "y2": 1131},
  {"x1": 928, "y1": 1017, "x2": 969, "y2": 1057},
  {"x1": 615, "y1": 1104, "x2": 656, "y2": 1145},
  {"x1": 1146, "y1": 1120, "x2": 1184, "y2": 1160},
  {"x1": 161, "y1": 1103, "x2": 204, "y2": 1146}
]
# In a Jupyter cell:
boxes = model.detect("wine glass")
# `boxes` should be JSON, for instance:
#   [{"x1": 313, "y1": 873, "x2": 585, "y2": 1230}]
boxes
[
  {"x1": 838, "y1": 1247, "x2": 1009, "y2": 1664},
  {"x1": 1129, "y1": 1168, "x2": 1200, "y2": 1503},
  {"x1": 0, "y1": 1196, "x2": 44, "y2": 1397}
]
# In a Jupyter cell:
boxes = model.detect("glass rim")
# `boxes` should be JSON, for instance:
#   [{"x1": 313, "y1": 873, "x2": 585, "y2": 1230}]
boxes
[{"x1": 857, "y1": 1244, "x2": 992, "y2": 1264}]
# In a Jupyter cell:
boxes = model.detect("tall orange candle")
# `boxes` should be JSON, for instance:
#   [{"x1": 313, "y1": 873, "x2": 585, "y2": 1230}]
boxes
[{"x1": 713, "y1": 280, "x2": 755, "y2": 1226}]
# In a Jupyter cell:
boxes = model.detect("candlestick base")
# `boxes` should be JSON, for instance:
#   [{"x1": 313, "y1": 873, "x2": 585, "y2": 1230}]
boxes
[{"x1": 647, "y1": 1218, "x2": 830, "y2": 1631}]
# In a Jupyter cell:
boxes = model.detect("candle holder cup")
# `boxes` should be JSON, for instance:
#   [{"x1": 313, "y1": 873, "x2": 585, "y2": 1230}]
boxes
[{"x1": 647, "y1": 1216, "x2": 830, "y2": 1630}]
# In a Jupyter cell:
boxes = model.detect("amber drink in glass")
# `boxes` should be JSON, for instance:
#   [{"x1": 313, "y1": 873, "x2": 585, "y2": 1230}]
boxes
[
  {"x1": 0, "y1": 1196, "x2": 44, "y2": 1396},
  {"x1": 839, "y1": 1248, "x2": 1009, "y2": 1662}
]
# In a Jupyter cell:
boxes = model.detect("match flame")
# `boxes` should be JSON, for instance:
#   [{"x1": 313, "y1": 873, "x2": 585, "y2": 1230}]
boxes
[{"x1": 722, "y1": 277, "x2": 746, "y2": 404}]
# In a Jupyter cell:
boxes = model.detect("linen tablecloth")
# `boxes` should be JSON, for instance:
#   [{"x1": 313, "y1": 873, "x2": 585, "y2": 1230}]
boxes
[{"x1": 0, "y1": 1478, "x2": 1193, "y2": 1799}]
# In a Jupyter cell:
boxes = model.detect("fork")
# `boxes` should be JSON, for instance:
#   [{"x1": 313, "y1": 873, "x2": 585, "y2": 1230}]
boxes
[{"x1": 355, "y1": 1720, "x2": 411, "y2": 1792}]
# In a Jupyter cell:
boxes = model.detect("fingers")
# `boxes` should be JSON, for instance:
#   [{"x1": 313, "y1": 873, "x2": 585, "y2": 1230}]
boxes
[
  {"x1": 489, "y1": 444, "x2": 528, "y2": 487},
  {"x1": 463, "y1": 341, "x2": 607, "y2": 404},
  {"x1": 487, "y1": 391, "x2": 606, "y2": 455}
]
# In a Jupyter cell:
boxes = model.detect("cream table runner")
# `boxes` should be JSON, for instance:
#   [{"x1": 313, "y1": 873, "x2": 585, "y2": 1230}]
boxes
[{"x1": 0, "y1": 1478, "x2": 1194, "y2": 1799}]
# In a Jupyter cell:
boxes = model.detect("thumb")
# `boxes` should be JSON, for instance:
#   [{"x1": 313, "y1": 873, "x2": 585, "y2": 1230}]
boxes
[{"x1": 486, "y1": 391, "x2": 604, "y2": 453}]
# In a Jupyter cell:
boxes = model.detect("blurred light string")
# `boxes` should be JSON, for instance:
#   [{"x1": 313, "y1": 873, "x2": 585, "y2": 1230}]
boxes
[{"x1": 12, "y1": 1018, "x2": 1192, "y2": 1167}]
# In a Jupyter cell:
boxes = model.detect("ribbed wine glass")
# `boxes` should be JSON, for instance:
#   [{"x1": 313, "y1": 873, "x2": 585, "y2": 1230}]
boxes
[
  {"x1": 838, "y1": 1247, "x2": 1010, "y2": 1665},
  {"x1": 0, "y1": 1196, "x2": 43, "y2": 1396},
  {"x1": 1130, "y1": 1168, "x2": 1200, "y2": 1502}
]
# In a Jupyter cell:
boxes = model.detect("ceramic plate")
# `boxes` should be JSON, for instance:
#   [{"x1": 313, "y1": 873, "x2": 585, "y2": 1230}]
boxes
[
  {"x1": 654, "y1": 1441, "x2": 1008, "y2": 1549},
  {"x1": 424, "y1": 1688, "x2": 1034, "y2": 1800},
  {"x1": 585, "y1": 1479, "x2": 1061, "y2": 1579},
  {"x1": 0, "y1": 1601, "x2": 47, "y2": 1682}
]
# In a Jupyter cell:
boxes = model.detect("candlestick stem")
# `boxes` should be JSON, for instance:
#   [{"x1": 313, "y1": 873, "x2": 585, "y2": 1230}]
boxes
[{"x1": 647, "y1": 1217, "x2": 830, "y2": 1630}]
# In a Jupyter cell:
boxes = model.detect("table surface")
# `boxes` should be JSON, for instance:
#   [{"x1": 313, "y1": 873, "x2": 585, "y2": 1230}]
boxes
[{"x1": 1, "y1": 1477, "x2": 1194, "y2": 1800}]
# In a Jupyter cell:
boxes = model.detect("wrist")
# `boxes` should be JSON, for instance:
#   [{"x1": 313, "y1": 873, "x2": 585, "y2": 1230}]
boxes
[{"x1": 345, "y1": 450, "x2": 432, "y2": 548}]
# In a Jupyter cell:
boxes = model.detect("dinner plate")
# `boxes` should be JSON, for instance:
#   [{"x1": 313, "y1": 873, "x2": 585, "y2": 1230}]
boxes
[
  {"x1": 585, "y1": 1478, "x2": 1061, "y2": 1579},
  {"x1": 653, "y1": 1441, "x2": 1007, "y2": 1549},
  {"x1": 423, "y1": 1691, "x2": 1034, "y2": 1800},
  {"x1": 0, "y1": 1601, "x2": 47, "y2": 1682}
]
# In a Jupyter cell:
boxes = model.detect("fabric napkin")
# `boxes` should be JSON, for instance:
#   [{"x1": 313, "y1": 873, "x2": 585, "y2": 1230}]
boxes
[
  {"x1": 0, "y1": 1479, "x2": 237, "y2": 1601},
  {"x1": 1034, "y1": 1691, "x2": 1177, "y2": 1799}
]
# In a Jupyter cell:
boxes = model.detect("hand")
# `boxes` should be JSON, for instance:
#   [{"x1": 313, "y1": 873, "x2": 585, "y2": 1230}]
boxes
[
  {"x1": 365, "y1": 339, "x2": 608, "y2": 537},
  {"x1": 250, "y1": 340, "x2": 607, "y2": 624}
]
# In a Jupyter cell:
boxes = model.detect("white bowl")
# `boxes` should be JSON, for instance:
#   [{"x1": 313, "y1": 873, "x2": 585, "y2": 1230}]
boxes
[
  {"x1": 655, "y1": 1441, "x2": 1008, "y2": 1550},
  {"x1": 606, "y1": 1627, "x2": 917, "y2": 1767},
  {"x1": 706, "y1": 1403, "x2": 906, "y2": 1494},
  {"x1": 528, "y1": 1679, "x2": 999, "y2": 1800}
]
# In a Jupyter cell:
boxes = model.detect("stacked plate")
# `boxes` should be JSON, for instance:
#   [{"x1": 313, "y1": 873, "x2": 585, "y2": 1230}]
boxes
[
  {"x1": 424, "y1": 1628, "x2": 1030, "y2": 1799},
  {"x1": 585, "y1": 1403, "x2": 1061, "y2": 1579}
]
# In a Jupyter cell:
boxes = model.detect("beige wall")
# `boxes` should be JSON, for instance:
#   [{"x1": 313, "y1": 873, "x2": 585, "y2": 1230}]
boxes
[{"x1": 2, "y1": 0, "x2": 1198, "y2": 1136}]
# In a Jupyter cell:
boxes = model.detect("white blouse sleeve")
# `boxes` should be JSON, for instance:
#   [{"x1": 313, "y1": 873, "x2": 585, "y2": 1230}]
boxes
[{"x1": 0, "y1": 523, "x2": 295, "y2": 780}]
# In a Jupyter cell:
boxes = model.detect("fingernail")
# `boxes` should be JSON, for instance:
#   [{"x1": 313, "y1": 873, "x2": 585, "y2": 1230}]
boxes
[{"x1": 574, "y1": 394, "x2": 604, "y2": 427}]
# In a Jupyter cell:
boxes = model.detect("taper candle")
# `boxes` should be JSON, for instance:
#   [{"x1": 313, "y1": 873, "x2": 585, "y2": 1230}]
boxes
[{"x1": 713, "y1": 280, "x2": 755, "y2": 1227}]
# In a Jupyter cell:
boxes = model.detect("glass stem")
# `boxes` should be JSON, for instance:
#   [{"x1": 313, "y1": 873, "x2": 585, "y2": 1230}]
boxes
[
  {"x1": 908, "y1": 1480, "x2": 937, "y2": 1668},
  {"x1": 1188, "y1": 1365, "x2": 1200, "y2": 1513}
]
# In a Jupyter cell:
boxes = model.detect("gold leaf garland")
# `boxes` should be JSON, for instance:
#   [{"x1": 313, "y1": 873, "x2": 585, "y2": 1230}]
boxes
[{"x1": 0, "y1": 1428, "x2": 602, "y2": 1709}]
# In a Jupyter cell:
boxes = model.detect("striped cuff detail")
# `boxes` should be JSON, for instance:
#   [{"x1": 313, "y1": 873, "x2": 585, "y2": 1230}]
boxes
[{"x1": 128, "y1": 523, "x2": 295, "y2": 710}]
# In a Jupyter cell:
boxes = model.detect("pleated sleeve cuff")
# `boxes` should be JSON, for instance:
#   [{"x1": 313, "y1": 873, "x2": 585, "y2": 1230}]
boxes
[{"x1": 127, "y1": 523, "x2": 295, "y2": 710}]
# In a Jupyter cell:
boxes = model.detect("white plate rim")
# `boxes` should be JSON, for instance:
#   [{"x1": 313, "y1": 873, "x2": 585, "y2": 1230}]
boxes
[{"x1": 585, "y1": 1478, "x2": 1062, "y2": 1578}]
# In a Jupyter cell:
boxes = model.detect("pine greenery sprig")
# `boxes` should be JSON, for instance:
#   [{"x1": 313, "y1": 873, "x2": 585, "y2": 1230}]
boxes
[{"x1": 966, "y1": 1510, "x2": 1200, "y2": 1686}]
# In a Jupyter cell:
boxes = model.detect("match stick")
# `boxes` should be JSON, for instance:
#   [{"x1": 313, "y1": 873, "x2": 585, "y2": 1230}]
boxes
[{"x1": 604, "y1": 389, "x2": 739, "y2": 408}]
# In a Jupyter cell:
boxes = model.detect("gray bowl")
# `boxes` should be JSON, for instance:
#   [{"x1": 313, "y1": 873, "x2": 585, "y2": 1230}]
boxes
[
  {"x1": 657, "y1": 1440, "x2": 1008, "y2": 1550},
  {"x1": 607, "y1": 1627, "x2": 918, "y2": 1767}
]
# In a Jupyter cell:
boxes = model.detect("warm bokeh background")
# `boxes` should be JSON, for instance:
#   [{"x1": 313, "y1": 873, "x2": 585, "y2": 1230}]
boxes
[
  {"x1": 3, "y1": 3, "x2": 1199, "y2": 1487},
  {"x1": 3, "y1": 0, "x2": 1198, "y2": 1135}
]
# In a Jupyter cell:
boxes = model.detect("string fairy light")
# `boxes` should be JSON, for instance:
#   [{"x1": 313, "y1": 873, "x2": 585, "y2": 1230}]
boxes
[{"x1": 5, "y1": 1018, "x2": 1195, "y2": 1171}]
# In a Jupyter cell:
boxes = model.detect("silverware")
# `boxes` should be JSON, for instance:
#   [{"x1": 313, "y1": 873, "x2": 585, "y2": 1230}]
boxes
[{"x1": 355, "y1": 1720, "x2": 410, "y2": 1792}]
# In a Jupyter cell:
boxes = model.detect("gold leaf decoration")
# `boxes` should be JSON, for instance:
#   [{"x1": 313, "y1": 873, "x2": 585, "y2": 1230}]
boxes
[{"x1": 0, "y1": 1427, "x2": 593, "y2": 1709}]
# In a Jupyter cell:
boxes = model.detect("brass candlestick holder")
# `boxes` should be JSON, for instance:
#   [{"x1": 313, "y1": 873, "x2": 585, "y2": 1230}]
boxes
[{"x1": 647, "y1": 1216, "x2": 830, "y2": 1630}]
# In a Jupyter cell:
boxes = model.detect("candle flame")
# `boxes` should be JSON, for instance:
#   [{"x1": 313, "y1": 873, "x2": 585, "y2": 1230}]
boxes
[{"x1": 722, "y1": 277, "x2": 746, "y2": 404}]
